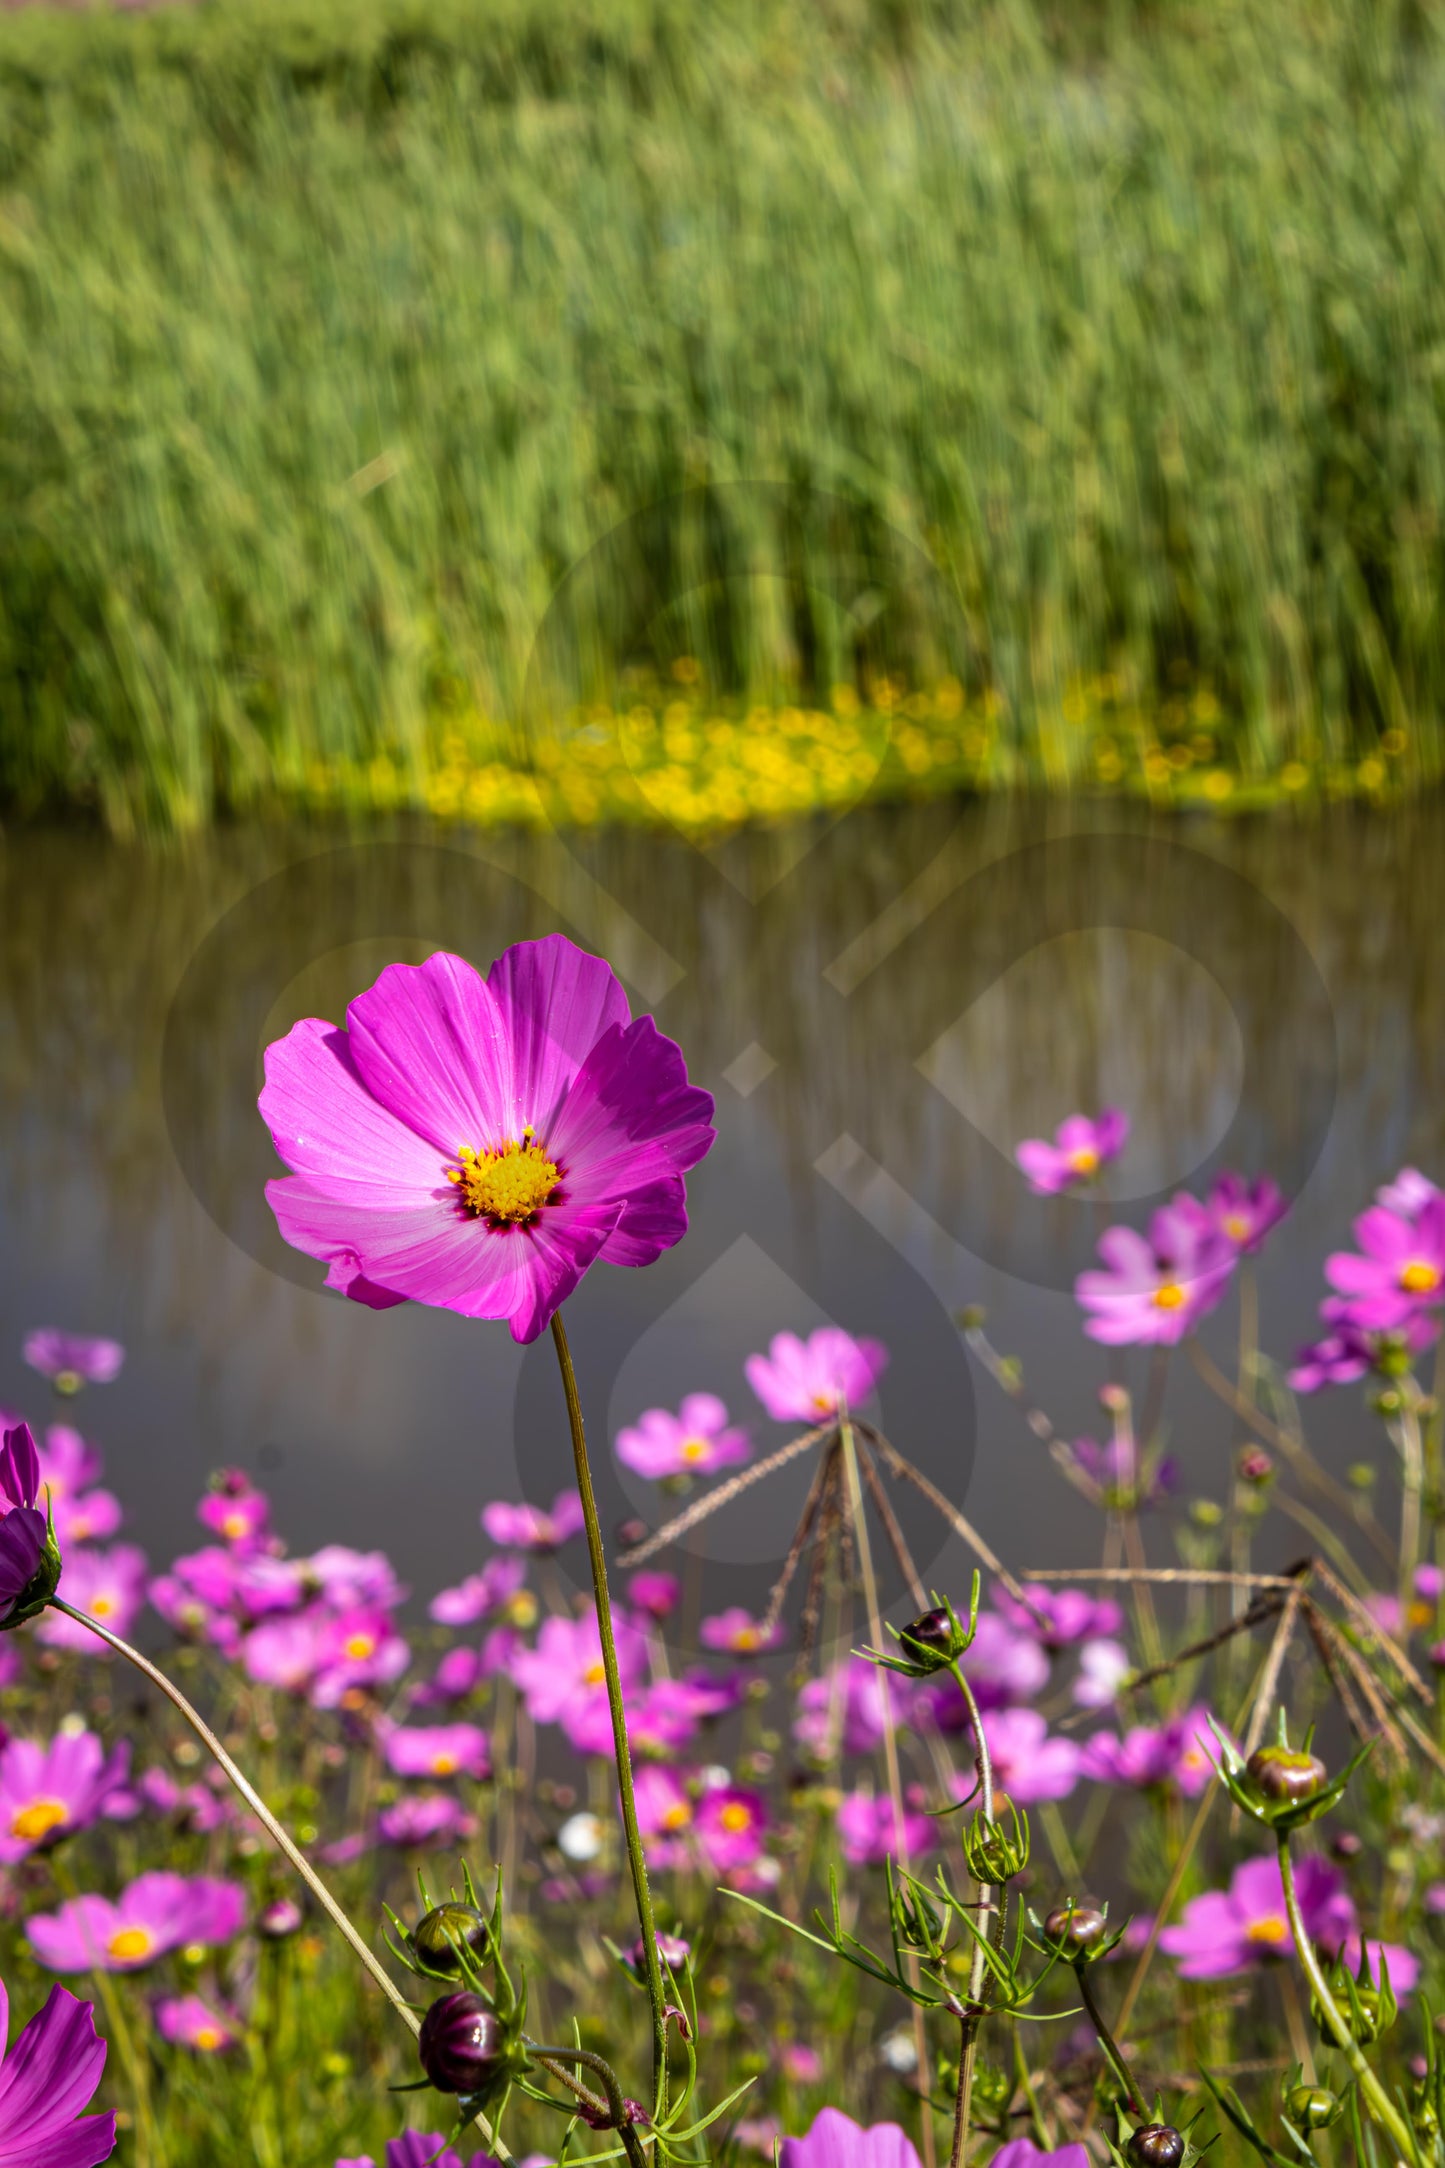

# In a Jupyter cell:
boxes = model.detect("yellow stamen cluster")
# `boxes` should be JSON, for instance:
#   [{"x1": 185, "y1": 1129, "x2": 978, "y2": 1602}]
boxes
[
  {"x1": 1399, "y1": 1260, "x2": 1441, "y2": 1294},
  {"x1": 1152, "y1": 1281, "x2": 1187, "y2": 1310},
  {"x1": 11, "y1": 1798, "x2": 68, "y2": 1844},
  {"x1": 1245, "y1": 1915, "x2": 1289, "y2": 1946},
  {"x1": 108, "y1": 1927, "x2": 153, "y2": 1962},
  {"x1": 678, "y1": 1436, "x2": 710, "y2": 1464},
  {"x1": 1067, "y1": 1147, "x2": 1100, "y2": 1175},
  {"x1": 718, "y1": 1802, "x2": 753, "y2": 1833},
  {"x1": 448, "y1": 1131, "x2": 560, "y2": 1225}
]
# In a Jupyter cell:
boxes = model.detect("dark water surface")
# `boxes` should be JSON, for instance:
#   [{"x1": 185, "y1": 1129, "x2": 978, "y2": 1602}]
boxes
[{"x1": 1, "y1": 797, "x2": 1440, "y2": 1637}]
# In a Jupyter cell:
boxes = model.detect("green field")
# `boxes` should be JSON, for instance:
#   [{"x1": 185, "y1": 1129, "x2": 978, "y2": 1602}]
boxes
[{"x1": 1, "y1": 0, "x2": 1442, "y2": 832}]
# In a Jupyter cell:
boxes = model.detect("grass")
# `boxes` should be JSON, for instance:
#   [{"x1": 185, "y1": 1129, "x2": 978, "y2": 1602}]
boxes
[{"x1": 0, "y1": 0, "x2": 1443, "y2": 832}]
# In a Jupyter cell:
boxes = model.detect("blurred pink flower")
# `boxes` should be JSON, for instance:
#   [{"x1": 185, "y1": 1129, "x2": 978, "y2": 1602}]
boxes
[
  {"x1": 156, "y1": 1994, "x2": 239, "y2": 2053},
  {"x1": 746, "y1": 1330, "x2": 888, "y2": 1422},
  {"x1": 1326, "y1": 1193, "x2": 1445, "y2": 1331},
  {"x1": 381, "y1": 1724, "x2": 490, "y2": 1782},
  {"x1": 1075, "y1": 1205, "x2": 1235, "y2": 1346},
  {"x1": 701, "y1": 1608, "x2": 785, "y2": 1657},
  {"x1": 1160, "y1": 1855, "x2": 1354, "y2": 1978},
  {"x1": 482, "y1": 1493, "x2": 584, "y2": 1555},
  {"x1": 28, "y1": 1872, "x2": 246, "y2": 1973},
  {"x1": 38, "y1": 1545, "x2": 149, "y2": 1653},
  {"x1": 617, "y1": 1394, "x2": 751, "y2": 1480},
  {"x1": 0, "y1": 1730, "x2": 131, "y2": 1863},
  {"x1": 835, "y1": 1791, "x2": 933, "y2": 1866},
  {"x1": 23, "y1": 1331, "x2": 124, "y2": 1391},
  {"x1": 1015, "y1": 1110, "x2": 1128, "y2": 1195},
  {"x1": 1081, "y1": 1707, "x2": 1218, "y2": 1796}
]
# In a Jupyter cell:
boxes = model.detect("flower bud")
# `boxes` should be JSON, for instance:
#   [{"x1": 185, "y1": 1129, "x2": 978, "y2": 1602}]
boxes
[
  {"x1": 1126, "y1": 2126, "x2": 1185, "y2": 2168},
  {"x1": 412, "y1": 1903, "x2": 491, "y2": 1976},
  {"x1": 964, "y1": 1796, "x2": 1029, "y2": 1882},
  {"x1": 1043, "y1": 1903, "x2": 1108, "y2": 1958},
  {"x1": 1285, "y1": 2086, "x2": 1340, "y2": 2131},
  {"x1": 1312, "y1": 1982, "x2": 1383, "y2": 2045},
  {"x1": 1238, "y1": 1449, "x2": 1273, "y2": 1486},
  {"x1": 1245, "y1": 1745, "x2": 1327, "y2": 1804},
  {"x1": 895, "y1": 1603, "x2": 970, "y2": 1673},
  {"x1": 896, "y1": 1882, "x2": 944, "y2": 1950},
  {"x1": 258, "y1": 1897, "x2": 303, "y2": 1940},
  {"x1": 418, "y1": 1992, "x2": 505, "y2": 2094}
]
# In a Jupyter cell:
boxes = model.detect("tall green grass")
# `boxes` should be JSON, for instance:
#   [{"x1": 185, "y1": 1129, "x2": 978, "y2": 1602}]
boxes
[{"x1": 0, "y1": 0, "x2": 1442, "y2": 831}]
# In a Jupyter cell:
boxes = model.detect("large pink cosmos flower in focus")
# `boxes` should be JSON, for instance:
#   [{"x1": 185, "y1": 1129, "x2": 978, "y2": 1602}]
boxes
[
  {"x1": 0, "y1": 1979, "x2": 117, "y2": 2166},
  {"x1": 260, "y1": 938, "x2": 715, "y2": 1344}
]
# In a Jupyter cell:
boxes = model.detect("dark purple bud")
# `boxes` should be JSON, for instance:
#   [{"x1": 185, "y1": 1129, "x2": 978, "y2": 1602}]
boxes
[
  {"x1": 1246, "y1": 1745, "x2": 1327, "y2": 1803},
  {"x1": 418, "y1": 1992, "x2": 505, "y2": 2093},
  {"x1": 1043, "y1": 1903, "x2": 1108, "y2": 1957},
  {"x1": 1127, "y1": 2126, "x2": 1185, "y2": 2168},
  {"x1": 412, "y1": 1903, "x2": 491, "y2": 1976},
  {"x1": 1330, "y1": 1831, "x2": 1363, "y2": 1861},
  {"x1": 258, "y1": 1897, "x2": 303, "y2": 1939}
]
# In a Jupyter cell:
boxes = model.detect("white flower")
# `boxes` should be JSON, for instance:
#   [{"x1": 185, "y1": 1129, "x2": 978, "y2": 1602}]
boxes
[{"x1": 557, "y1": 1810, "x2": 603, "y2": 1862}]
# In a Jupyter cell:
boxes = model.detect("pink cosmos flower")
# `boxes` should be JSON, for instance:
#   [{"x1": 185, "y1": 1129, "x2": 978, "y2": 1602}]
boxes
[
  {"x1": 23, "y1": 1331, "x2": 125, "y2": 1392},
  {"x1": 993, "y1": 1587, "x2": 1123, "y2": 1650},
  {"x1": 337, "y1": 2137, "x2": 466, "y2": 2168},
  {"x1": 0, "y1": 1424, "x2": 48, "y2": 1626},
  {"x1": 0, "y1": 1980, "x2": 117, "y2": 2166},
  {"x1": 1288, "y1": 1307, "x2": 1441, "y2": 1394},
  {"x1": 1187, "y1": 1174, "x2": 1288, "y2": 1255},
  {"x1": 310, "y1": 1610, "x2": 411, "y2": 1707},
  {"x1": 1160, "y1": 1854, "x2": 1356, "y2": 1978},
  {"x1": 38, "y1": 1545, "x2": 149, "y2": 1653},
  {"x1": 917, "y1": 1615, "x2": 1050, "y2": 1722},
  {"x1": 794, "y1": 1657, "x2": 919, "y2": 1758},
  {"x1": 482, "y1": 1493, "x2": 585, "y2": 1555},
  {"x1": 429, "y1": 1556, "x2": 527, "y2": 1626},
  {"x1": 240, "y1": 1610, "x2": 328, "y2": 1694},
  {"x1": 34, "y1": 1427, "x2": 122, "y2": 1548},
  {"x1": 1075, "y1": 1204, "x2": 1235, "y2": 1345},
  {"x1": 197, "y1": 1475, "x2": 270, "y2": 1551},
  {"x1": 835, "y1": 1791, "x2": 934, "y2": 1866},
  {"x1": 990, "y1": 2145, "x2": 1091, "y2": 2168},
  {"x1": 1072, "y1": 1640, "x2": 1133, "y2": 1709},
  {"x1": 381, "y1": 1725, "x2": 490, "y2": 1782},
  {"x1": 260, "y1": 938, "x2": 716, "y2": 1344},
  {"x1": 510, "y1": 1613, "x2": 648, "y2": 1750},
  {"x1": 377, "y1": 1794, "x2": 478, "y2": 1850},
  {"x1": 28, "y1": 1872, "x2": 246, "y2": 1973},
  {"x1": 746, "y1": 1331, "x2": 888, "y2": 1422},
  {"x1": 1070, "y1": 1436, "x2": 1176, "y2": 1509},
  {"x1": 0, "y1": 1731, "x2": 131, "y2": 1863},
  {"x1": 1325, "y1": 1193, "x2": 1445, "y2": 1331},
  {"x1": 616, "y1": 1394, "x2": 750, "y2": 1480},
  {"x1": 633, "y1": 1763, "x2": 696, "y2": 1846},
  {"x1": 700, "y1": 1607, "x2": 786, "y2": 1657},
  {"x1": 627, "y1": 1572, "x2": 681, "y2": 1620},
  {"x1": 780, "y1": 2108, "x2": 923, "y2": 2168},
  {"x1": 966, "y1": 1708, "x2": 1081, "y2": 1804},
  {"x1": 155, "y1": 1995, "x2": 239, "y2": 2053},
  {"x1": 1015, "y1": 1110, "x2": 1129, "y2": 1195},
  {"x1": 305, "y1": 1548, "x2": 406, "y2": 1610},
  {"x1": 1378, "y1": 1168, "x2": 1441, "y2": 1216},
  {"x1": 693, "y1": 1786, "x2": 769, "y2": 1874},
  {"x1": 1081, "y1": 1707, "x2": 1218, "y2": 1796}
]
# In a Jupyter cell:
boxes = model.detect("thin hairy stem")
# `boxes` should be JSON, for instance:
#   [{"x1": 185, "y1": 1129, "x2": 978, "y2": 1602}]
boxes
[
  {"x1": 947, "y1": 1659, "x2": 996, "y2": 2166},
  {"x1": 1076, "y1": 1962, "x2": 1147, "y2": 2118}
]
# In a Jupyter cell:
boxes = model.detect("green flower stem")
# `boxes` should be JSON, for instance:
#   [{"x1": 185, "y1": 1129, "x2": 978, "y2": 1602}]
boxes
[
  {"x1": 1276, "y1": 1833, "x2": 1421, "y2": 2166},
  {"x1": 48, "y1": 1597, "x2": 514, "y2": 2166},
  {"x1": 526, "y1": 2040, "x2": 651, "y2": 2168},
  {"x1": 1073, "y1": 1961, "x2": 1147, "y2": 2119},
  {"x1": 551, "y1": 1310, "x2": 669, "y2": 2119},
  {"x1": 947, "y1": 1660, "x2": 996, "y2": 2168}
]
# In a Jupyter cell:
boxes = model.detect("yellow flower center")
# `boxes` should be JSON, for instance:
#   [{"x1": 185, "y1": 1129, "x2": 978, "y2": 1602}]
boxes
[
  {"x1": 679, "y1": 1437, "x2": 710, "y2": 1464},
  {"x1": 343, "y1": 1634, "x2": 376, "y2": 1661},
  {"x1": 11, "y1": 1798, "x2": 68, "y2": 1843},
  {"x1": 448, "y1": 1132, "x2": 560, "y2": 1226},
  {"x1": 1067, "y1": 1146, "x2": 1100, "y2": 1175},
  {"x1": 431, "y1": 1753, "x2": 458, "y2": 1776},
  {"x1": 718, "y1": 1802, "x2": 752, "y2": 1833},
  {"x1": 221, "y1": 1512, "x2": 250, "y2": 1541},
  {"x1": 90, "y1": 1595, "x2": 114, "y2": 1618},
  {"x1": 1399, "y1": 1260, "x2": 1441, "y2": 1294},
  {"x1": 661, "y1": 1802, "x2": 692, "y2": 1831},
  {"x1": 582, "y1": 1662, "x2": 606, "y2": 1686},
  {"x1": 1223, "y1": 1213, "x2": 1251, "y2": 1242},
  {"x1": 810, "y1": 1392, "x2": 835, "y2": 1413},
  {"x1": 195, "y1": 2026, "x2": 225, "y2": 2051},
  {"x1": 735, "y1": 1628, "x2": 761, "y2": 1651},
  {"x1": 108, "y1": 1927, "x2": 154, "y2": 1962},
  {"x1": 1152, "y1": 1281, "x2": 1187, "y2": 1310},
  {"x1": 1245, "y1": 1915, "x2": 1289, "y2": 1946},
  {"x1": 55, "y1": 1370, "x2": 83, "y2": 1396}
]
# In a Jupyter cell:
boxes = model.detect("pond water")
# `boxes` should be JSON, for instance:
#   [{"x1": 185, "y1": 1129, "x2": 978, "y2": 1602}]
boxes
[{"x1": 1, "y1": 796, "x2": 1440, "y2": 1641}]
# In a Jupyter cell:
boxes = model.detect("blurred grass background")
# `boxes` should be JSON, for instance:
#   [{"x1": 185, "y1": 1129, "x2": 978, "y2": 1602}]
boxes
[{"x1": 0, "y1": 0, "x2": 1442, "y2": 833}]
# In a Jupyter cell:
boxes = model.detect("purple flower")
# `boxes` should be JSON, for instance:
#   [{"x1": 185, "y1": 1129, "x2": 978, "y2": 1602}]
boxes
[
  {"x1": 0, "y1": 1424, "x2": 48, "y2": 1626},
  {"x1": 794, "y1": 1657, "x2": 918, "y2": 1758},
  {"x1": 616, "y1": 1394, "x2": 751, "y2": 1480},
  {"x1": 746, "y1": 1330, "x2": 888, "y2": 1422},
  {"x1": 0, "y1": 1731, "x2": 131, "y2": 1862},
  {"x1": 1378, "y1": 1167, "x2": 1440, "y2": 1216},
  {"x1": 969, "y1": 1708, "x2": 1081, "y2": 1803},
  {"x1": 1075, "y1": 1204, "x2": 1236, "y2": 1345},
  {"x1": 1288, "y1": 1306, "x2": 1440, "y2": 1394},
  {"x1": 510, "y1": 1613, "x2": 648, "y2": 1750},
  {"x1": 627, "y1": 1572, "x2": 681, "y2": 1620},
  {"x1": 337, "y1": 2138, "x2": 466, "y2": 2168},
  {"x1": 633, "y1": 1763, "x2": 695, "y2": 1841},
  {"x1": 310, "y1": 1610, "x2": 411, "y2": 1708},
  {"x1": 1070, "y1": 1435, "x2": 1176, "y2": 1509},
  {"x1": 0, "y1": 1980, "x2": 117, "y2": 2165},
  {"x1": 38, "y1": 1546, "x2": 149, "y2": 1653},
  {"x1": 381, "y1": 1725, "x2": 491, "y2": 1782},
  {"x1": 481, "y1": 1493, "x2": 584, "y2": 1556},
  {"x1": 780, "y1": 2107, "x2": 923, "y2": 2168},
  {"x1": 990, "y1": 2145, "x2": 1091, "y2": 2168},
  {"x1": 429, "y1": 1556, "x2": 526, "y2": 1626},
  {"x1": 1325, "y1": 1193, "x2": 1445, "y2": 1330},
  {"x1": 835, "y1": 1791, "x2": 934, "y2": 1866},
  {"x1": 1072, "y1": 1639, "x2": 1133, "y2": 1709},
  {"x1": 197, "y1": 1476, "x2": 270, "y2": 1551},
  {"x1": 260, "y1": 937, "x2": 716, "y2": 1343},
  {"x1": 918, "y1": 1615, "x2": 1050, "y2": 1722},
  {"x1": 22, "y1": 1331, "x2": 125, "y2": 1392},
  {"x1": 34, "y1": 1427, "x2": 122, "y2": 1548},
  {"x1": 1015, "y1": 1110, "x2": 1129, "y2": 1196},
  {"x1": 377, "y1": 1794, "x2": 477, "y2": 1850},
  {"x1": 693, "y1": 1786, "x2": 769, "y2": 1873},
  {"x1": 1081, "y1": 1706, "x2": 1219, "y2": 1797},
  {"x1": 27, "y1": 1872, "x2": 246, "y2": 1972},
  {"x1": 155, "y1": 1995, "x2": 239, "y2": 2053},
  {"x1": 1192, "y1": 1174, "x2": 1288, "y2": 1255},
  {"x1": 993, "y1": 1587, "x2": 1123, "y2": 1650},
  {"x1": 700, "y1": 1608, "x2": 785, "y2": 1657},
  {"x1": 240, "y1": 1610, "x2": 328, "y2": 1694},
  {"x1": 305, "y1": 1547, "x2": 406, "y2": 1610},
  {"x1": 1159, "y1": 1854, "x2": 1356, "y2": 1978}
]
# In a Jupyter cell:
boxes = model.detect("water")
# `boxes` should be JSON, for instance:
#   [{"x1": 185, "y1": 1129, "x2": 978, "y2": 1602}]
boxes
[{"x1": 2, "y1": 797, "x2": 1440, "y2": 1640}]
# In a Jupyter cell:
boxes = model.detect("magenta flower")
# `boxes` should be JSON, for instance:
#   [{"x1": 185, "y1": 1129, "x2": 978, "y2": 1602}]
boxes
[
  {"x1": 429, "y1": 1556, "x2": 527, "y2": 1627},
  {"x1": 794, "y1": 1657, "x2": 918, "y2": 1758},
  {"x1": 1081, "y1": 1707, "x2": 1219, "y2": 1797},
  {"x1": 337, "y1": 2138, "x2": 466, "y2": 2168},
  {"x1": 993, "y1": 1586, "x2": 1123, "y2": 1650},
  {"x1": 700, "y1": 1607, "x2": 786, "y2": 1657},
  {"x1": 746, "y1": 1330, "x2": 888, "y2": 1422},
  {"x1": 1015, "y1": 1110, "x2": 1128, "y2": 1195},
  {"x1": 34, "y1": 1427, "x2": 122, "y2": 1548},
  {"x1": 197, "y1": 1475, "x2": 270, "y2": 1551},
  {"x1": 155, "y1": 1995, "x2": 239, "y2": 2053},
  {"x1": 967, "y1": 1708, "x2": 1081, "y2": 1804},
  {"x1": 918, "y1": 1615, "x2": 1049, "y2": 1721},
  {"x1": 1288, "y1": 1306, "x2": 1440, "y2": 1394},
  {"x1": 0, "y1": 1980, "x2": 117, "y2": 2166},
  {"x1": 0, "y1": 1424, "x2": 48, "y2": 1626},
  {"x1": 0, "y1": 1731, "x2": 131, "y2": 1863},
  {"x1": 780, "y1": 2108, "x2": 923, "y2": 2168},
  {"x1": 1378, "y1": 1167, "x2": 1440, "y2": 1215},
  {"x1": 616, "y1": 1394, "x2": 751, "y2": 1480},
  {"x1": 1075, "y1": 1204, "x2": 1235, "y2": 1345},
  {"x1": 481, "y1": 1493, "x2": 585, "y2": 1555},
  {"x1": 990, "y1": 2145, "x2": 1090, "y2": 2168},
  {"x1": 27, "y1": 1872, "x2": 246, "y2": 1973},
  {"x1": 310, "y1": 1610, "x2": 411, "y2": 1707},
  {"x1": 22, "y1": 1331, "x2": 125, "y2": 1393},
  {"x1": 835, "y1": 1791, "x2": 934, "y2": 1866},
  {"x1": 1325, "y1": 1193, "x2": 1445, "y2": 1330},
  {"x1": 1159, "y1": 1854, "x2": 1356, "y2": 1978},
  {"x1": 240, "y1": 1611, "x2": 328, "y2": 1694},
  {"x1": 1070, "y1": 1435, "x2": 1176, "y2": 1509},
  {"x1": 694, "y1": 1786, "x2": 769, "y2": 1873},
  {"x1": 627, "y1": 1572, "x2": 681, "y2": 1620},
  {"x1": 377, "y1": 1794, "x2": 478, "y2": 1850},
  {"x1": 305, "y1": 1547, "x2": 406, "y2": 1610},
  {"x1": 381, "y1": 1725, "x2": 491, "y2": 1782},
  {"x1": 510, "y1": 1613, "x2": 648, "y2": 1750},
  {"x1": 1072, "y1": 1639, "x2": 1133, "y2": 1709},
  {"x1": 260, "y1": 938, "x2": 715, "y2": 1343},
  {"x1": 633, "y1": 1763, "x2": 695, "y2": 1843},
  {"x1": 38, "y1": 1545, "x2": 149, "y2": 1653},
  {"x1": 1190, "y1": 1174, "x2": 1288, "y2": 1255}
]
